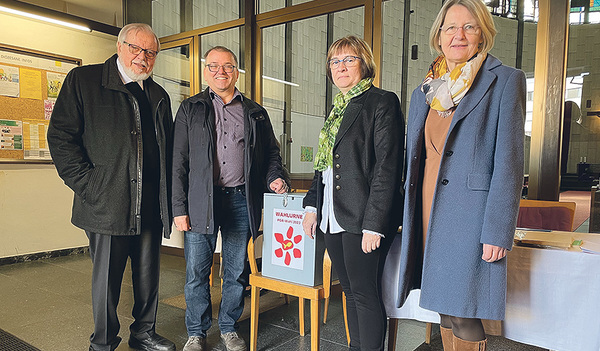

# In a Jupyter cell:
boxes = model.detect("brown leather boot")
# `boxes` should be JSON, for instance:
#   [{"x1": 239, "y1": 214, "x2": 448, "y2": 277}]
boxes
[
  {"x1": 453, "y1": 335, "x2": 487, "y2": 350},
  {"x1": 440, "y1": 326, "x2": 454, "y2": 351}
]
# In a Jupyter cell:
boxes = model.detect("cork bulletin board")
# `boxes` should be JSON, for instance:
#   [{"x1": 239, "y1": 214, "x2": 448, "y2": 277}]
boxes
[{"x1": 0, "y1": 43, "x2": 80, "y2": 163}]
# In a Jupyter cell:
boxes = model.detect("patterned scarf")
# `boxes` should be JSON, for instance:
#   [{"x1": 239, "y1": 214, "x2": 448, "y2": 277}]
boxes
[
  {"x1": 313, "y1": 78, "x2": 373, "y2": 171},
  {"x1": 421, "y1": 52, "x2": 486, "y2": 117}
]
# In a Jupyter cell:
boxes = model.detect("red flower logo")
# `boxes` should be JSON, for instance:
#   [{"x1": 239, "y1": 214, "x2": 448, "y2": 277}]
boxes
[{"x1": 274, "y1": 226, "x2": 303, "y2": 266}]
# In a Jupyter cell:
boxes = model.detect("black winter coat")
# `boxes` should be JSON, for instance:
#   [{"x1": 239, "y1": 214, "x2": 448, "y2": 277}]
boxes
[
  {"x1": 303, "y1": 86, "x2": 404, "y2": 236},
  {"x1": 171, "y1": 88, "x2": 286, "y2": 238},
  {"x1": 47, "y1": 54, "x2": 174, "y2": 237}
]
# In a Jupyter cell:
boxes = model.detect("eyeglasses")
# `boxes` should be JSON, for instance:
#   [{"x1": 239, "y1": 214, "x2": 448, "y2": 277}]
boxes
[
  {"x1": 205, "y1": 64, "x2": 237, "y2": 73},
  {"x1": 328, "y1": 56, "x2": 361, "y2": 69},
  {"x1": 122, "y1": 41, "x2": 158, "y2": 59},
  {"x1": 440, "y1": 24, "x2": 480, "y2": 35}
]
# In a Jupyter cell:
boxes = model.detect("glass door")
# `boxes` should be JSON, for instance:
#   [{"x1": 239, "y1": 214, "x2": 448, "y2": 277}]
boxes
[
  {"x1": 153, "y1": 37, "x2": 197, "y2": 118},
  {"x1": 153, "y1": 37, "x2": 196, "y2": 248},
  {"x1": 260, "y1": 6, "x2": 365, "y2": 177}
]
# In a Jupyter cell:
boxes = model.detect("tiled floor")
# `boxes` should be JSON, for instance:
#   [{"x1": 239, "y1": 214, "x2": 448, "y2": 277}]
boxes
[
  {"x1": 0, "y1": 251, "x2": 545, "y2": 351},
  {"x1": 0, "y1": 252, "x2": 430, "y2": 351}
]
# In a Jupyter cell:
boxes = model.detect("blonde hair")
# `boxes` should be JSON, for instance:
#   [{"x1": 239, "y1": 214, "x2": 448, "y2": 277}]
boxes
[
  {"x1": 429, "y1": 0, "x2": 496, "y2": 56},
  {"x1": 326, "y1": 36, "x2": 376, "y2": 82}
]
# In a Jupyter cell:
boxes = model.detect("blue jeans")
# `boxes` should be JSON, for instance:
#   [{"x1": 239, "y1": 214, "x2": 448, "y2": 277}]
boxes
[{"x1": 184, "y1": 186, "x2": 250, "y2": 337}]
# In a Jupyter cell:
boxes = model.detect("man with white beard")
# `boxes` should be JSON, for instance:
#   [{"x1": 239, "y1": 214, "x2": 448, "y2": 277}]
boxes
[{"x1": 47, "y1": 23, "x2": 175, "y2": 351}]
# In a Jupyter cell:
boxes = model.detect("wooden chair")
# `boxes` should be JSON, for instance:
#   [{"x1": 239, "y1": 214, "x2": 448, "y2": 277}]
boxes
[
  {"x1": 517, "y1": 199, "x2": 577, "y2": 231},
  {"x1": 248, "y1": 234, "x2": 349, "y2": 351}
]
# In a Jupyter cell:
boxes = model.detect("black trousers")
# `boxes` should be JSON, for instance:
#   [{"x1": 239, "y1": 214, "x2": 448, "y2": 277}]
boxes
[
  {"x1": 86, "y1": 221, "x2": 162, "y2": 351},
  {"x1": 323, "y1": 231, "x2": 391, "y2": 351}
]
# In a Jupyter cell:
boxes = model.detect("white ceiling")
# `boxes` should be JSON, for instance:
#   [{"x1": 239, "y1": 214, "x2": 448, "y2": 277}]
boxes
[{"x1": 19, "y1": 0, "x2": 123, "y2": 26}]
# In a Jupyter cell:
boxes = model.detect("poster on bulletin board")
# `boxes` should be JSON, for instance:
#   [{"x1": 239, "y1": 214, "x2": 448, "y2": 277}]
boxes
[{"x1": 0, "y1": 43, "x2": 80, "y2": 162}]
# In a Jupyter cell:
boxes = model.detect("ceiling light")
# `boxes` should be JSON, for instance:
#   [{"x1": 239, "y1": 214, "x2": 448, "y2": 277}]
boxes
[{"x1": 0, "y1": 5, "x2": 91, "y2": 32}]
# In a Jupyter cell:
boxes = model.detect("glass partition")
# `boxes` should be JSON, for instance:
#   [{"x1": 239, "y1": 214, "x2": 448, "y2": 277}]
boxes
[
  {"x1": 261, "y1": 7, "x2": 364, "y2": 174},
  {"x1": 153, "y1": 39, "x2": 193, "y2": 117},
  {"x1": 563, "y1": 20, "x2": 600, "y2": 180},
  {"x1": 259, "y1": 0, "x2": 315, "y2": 13},
  {"x1": 193, "y1": 0, "x2": 240, "y2": 28},
  {"x1": 200, "y1": 27, "x2": 245, "y2": 94}
]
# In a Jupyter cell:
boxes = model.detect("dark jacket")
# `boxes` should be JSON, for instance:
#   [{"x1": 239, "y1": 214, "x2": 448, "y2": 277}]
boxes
[
  {"x1": 388, "y1": 55, "x2": 526, "y2": 320},
  {"x1": 47, "y1": 54, "x2": 174, "y2": 238},
  {"x1": 303, "y1": 86, "x2": 404, "y2": 236},
  {"x1": 171, "y1": 88, "x2": 286, "y2": 238}
]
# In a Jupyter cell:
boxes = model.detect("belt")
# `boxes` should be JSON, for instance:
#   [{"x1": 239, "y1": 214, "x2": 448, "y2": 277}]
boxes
[{"x1": 215, "y1": 184, "x2": 245, "y2": 193}]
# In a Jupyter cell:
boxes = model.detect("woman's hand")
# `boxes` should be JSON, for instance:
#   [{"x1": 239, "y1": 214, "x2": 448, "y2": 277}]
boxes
[
  {"x1": 362, "y1": 232, "x2": 381, "y2": 254},
  {"x1": 482, "y1": 244, "x2": 507, "y2": 262},
  {"x1": 174, "y1": 215, "x2": 191, "y2": 232},
  {"x1": 302, "y1": 212, "x2": 317, "y2": 239}
]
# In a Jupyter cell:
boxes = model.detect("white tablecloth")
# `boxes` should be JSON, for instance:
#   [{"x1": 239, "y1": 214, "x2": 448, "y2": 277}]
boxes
[{"x1": 383, "y1": 232, "x2": 600, "y2": 351}]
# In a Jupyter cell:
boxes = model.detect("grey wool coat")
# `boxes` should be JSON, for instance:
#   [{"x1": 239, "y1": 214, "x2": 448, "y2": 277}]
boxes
[{"x1": 386, "y1": 54, "x2": 526, "y2": 320}]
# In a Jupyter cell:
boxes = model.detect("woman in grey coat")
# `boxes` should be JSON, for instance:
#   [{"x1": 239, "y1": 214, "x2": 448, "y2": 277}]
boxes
[{"x1": 391, "y1": 0, "x2": 526, "y2": 350}]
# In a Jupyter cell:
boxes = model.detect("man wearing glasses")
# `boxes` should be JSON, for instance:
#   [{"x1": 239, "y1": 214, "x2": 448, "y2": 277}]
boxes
[
  {"x1": 47, "y1": 23, "x2": 175, "y2": 351},
  {"x1": 172, "y1": 46, "x2": 288, "y2": 351}
]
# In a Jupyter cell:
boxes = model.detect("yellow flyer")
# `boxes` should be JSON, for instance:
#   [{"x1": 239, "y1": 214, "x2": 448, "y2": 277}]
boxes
[{"x1": 19, "y1": 68, "x2": 42, "y2": 100}]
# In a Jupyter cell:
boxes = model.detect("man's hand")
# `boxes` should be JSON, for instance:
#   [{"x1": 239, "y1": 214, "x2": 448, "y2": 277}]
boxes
[
  {"x1": 174, "y1": 215, "x2": 191, "y2": 232},
  {"x1": 269, "y1": 178, "x2": 288, "y2": 194}
]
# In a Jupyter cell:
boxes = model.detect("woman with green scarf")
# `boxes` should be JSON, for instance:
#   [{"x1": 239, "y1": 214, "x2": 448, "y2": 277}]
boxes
[{"x1": 302, "y1": 35, "x2": 404, "y2": 351}]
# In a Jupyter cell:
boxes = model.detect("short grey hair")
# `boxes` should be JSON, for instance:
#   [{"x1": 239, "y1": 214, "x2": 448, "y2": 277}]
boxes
[
  {"x1": 204, "y1": 46, "x2": 239, "y2": 66},
  {"x1": 117, "y1": 23, "x2": 160, "y2": 52}
]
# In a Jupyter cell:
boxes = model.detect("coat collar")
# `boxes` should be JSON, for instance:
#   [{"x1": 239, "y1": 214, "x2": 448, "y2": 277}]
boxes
[
  {"x1": 449, "y1": 54, "x2": 500, "y2": 129},
  {"x1": 411, "y1": 54, "x2": 501, "y2": 135},
  {"x1": 334, "y1": 85, "x2": 372, "y2": 147},
  {"x1": 101, "y1": 54, "x2": 161, "y2": 99},
  {"x1": 102, "y1": 55, "x2": 124, "y2": 92}
]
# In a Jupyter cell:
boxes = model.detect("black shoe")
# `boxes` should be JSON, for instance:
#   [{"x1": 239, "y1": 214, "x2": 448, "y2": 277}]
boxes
[{"x1": 128, "y1": 333, "x2": 176, "y2": 351}]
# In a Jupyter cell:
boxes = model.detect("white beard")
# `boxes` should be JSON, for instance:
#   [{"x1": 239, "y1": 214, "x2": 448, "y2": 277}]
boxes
[{"x1": 118, "y1": 56, "x2": 152, "y2": 81}]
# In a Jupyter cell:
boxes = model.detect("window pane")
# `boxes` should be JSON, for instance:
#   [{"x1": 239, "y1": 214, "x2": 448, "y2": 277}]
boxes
[
  {"x1": 262, "y1": 7, "x2": 364, "y2": 174},
  {"x1": 153, "y1": 44, "x2": 191, "y2": 117},
  {"x1": 521, "y1": 21, "x2": 537, "y2": 177},
  {"x1": 381, "y1": 0, "x2": 406, "y2": 108},
  {"x1": 563, "y1": 22, "x2": 598, "y2": 183},
  {"x1": 152, "y1": 0, "x2": 181, "y2": 37},
  {"x1": 259, "y1": 0, "x2": 315, "y2": 13},
  {"x1": 332, "y1": 6, "x2": 363, "y2": 41},
  {"x1": 397, "y1": 1, "x2": 443, "y2": 110},
  {"x1": 193, "y1": 0, "x2": 240, "y2": 27},
  {"x1": 200, "y1": 27, "x2": 245, "y2": 94}
]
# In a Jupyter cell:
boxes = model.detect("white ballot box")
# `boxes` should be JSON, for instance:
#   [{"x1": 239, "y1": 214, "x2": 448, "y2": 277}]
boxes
[{"x1": 261, "y1": 193, "x2": 327, "y2": 286}]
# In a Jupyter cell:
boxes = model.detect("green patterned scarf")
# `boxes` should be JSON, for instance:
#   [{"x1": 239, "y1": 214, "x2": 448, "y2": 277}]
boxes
[{"x1": 314, "y1": 78, "x2": 373, "y2": 171}]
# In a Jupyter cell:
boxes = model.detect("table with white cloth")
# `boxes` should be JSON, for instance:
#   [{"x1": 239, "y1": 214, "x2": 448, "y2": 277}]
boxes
[{"x1": 382, "y1": 231, "x2": 600, "y2": 351}]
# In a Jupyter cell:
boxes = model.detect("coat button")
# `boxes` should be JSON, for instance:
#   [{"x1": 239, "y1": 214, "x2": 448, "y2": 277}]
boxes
[
  {"x1": 130, "y1": 130, "x2": 137, "y2": 135},
  {"x1": 413, "y1": 156, "x2": 417, "y2": 160},
  {"x1": 445, "y1": 151, "x2": 453, "y2": 156},
  {"x1": 335, "y1": 174, "x2": 340, "y2": 179},
  {"x1": 410, "y1": 183, "x2": 414, "y2": 187},
  {"x1": 131, "y1": 179, "x2": 136, "y2": 183},
  {"x1": 441, "y1": 179, "x2": 449, "y2": 185},
  {"x1": 335, "y1": 185, "x2": 341, "y2": 190},
  {"x1": 335, "y1": 164, "x2": 340, "y2": 169},
  {"x1": 335, "y1": 154, "x2": 340, "y2": 159}
]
